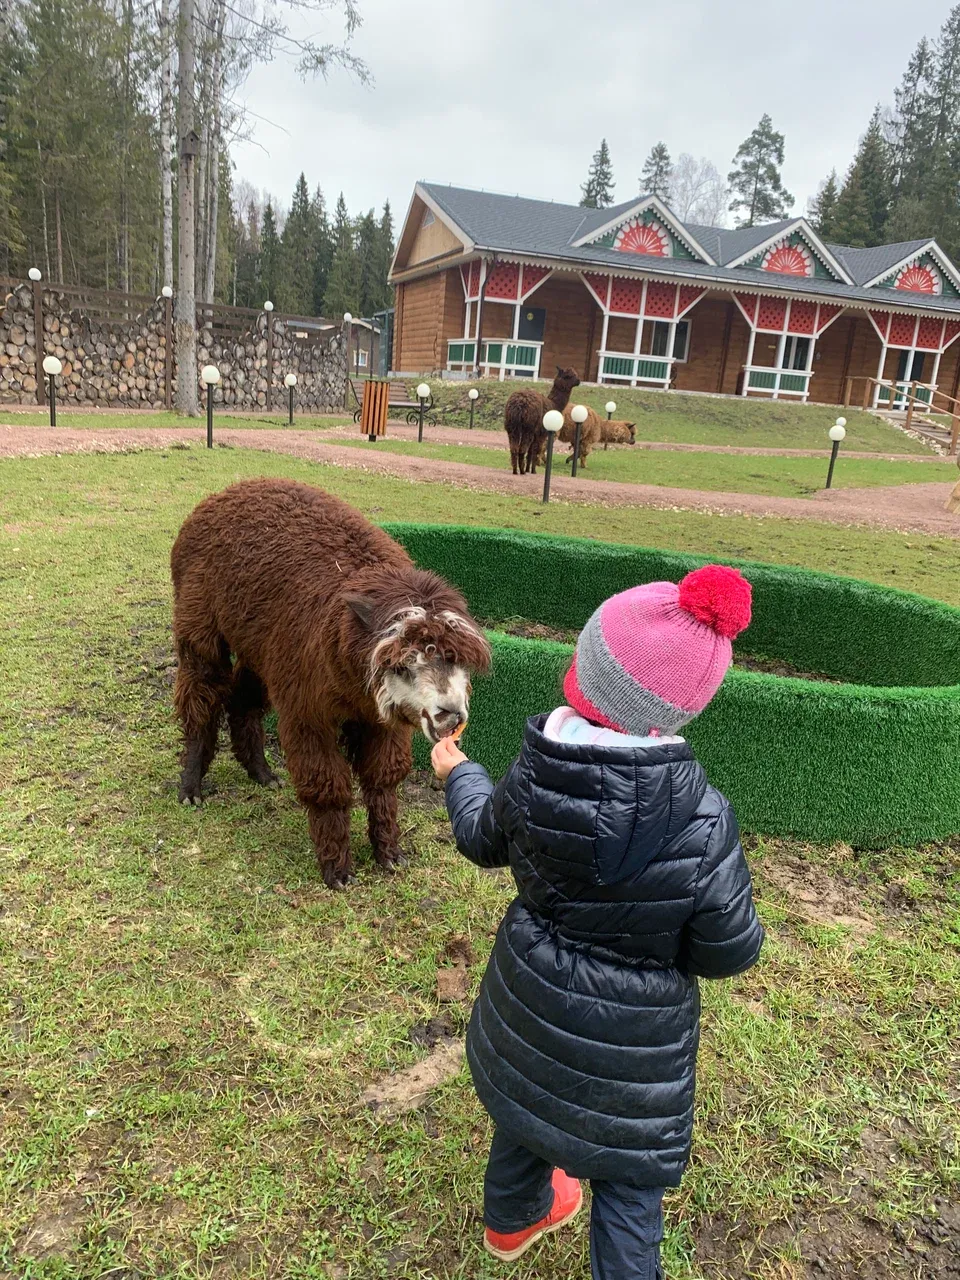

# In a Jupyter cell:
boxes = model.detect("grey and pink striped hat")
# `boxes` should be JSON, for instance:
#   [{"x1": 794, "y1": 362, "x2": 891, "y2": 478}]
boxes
[{"x1": 563, "y1": 565, "x2": 753, "y2": 738}]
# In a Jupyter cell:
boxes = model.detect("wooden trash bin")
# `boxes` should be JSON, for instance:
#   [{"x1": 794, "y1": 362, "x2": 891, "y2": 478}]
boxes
[{"x1": 360, "y1": 380, "x2": 390, "y2": 442}]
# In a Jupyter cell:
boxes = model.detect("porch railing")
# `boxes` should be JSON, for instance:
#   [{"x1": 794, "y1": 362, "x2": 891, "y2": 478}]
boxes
[
  {"x1": 873, "y1": 380, "x2": 935, "y2": 409},
  {"x1": 597, "y1": 350, "x2": 674, "y2": 388},
  {"x1": 446, "y1": 338, "x2": 542, "y2": 380},
  {"x1": 742, "y1": 365, "x2": 812, "y2": 400},
  {"x1": 843, "y1": 376, "x2": 958, "y2": 454}
]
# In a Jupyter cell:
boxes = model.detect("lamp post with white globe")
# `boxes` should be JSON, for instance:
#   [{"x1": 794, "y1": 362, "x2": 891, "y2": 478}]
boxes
[
  {"x1": 201, "y1": 364, "x2": 221, "y2": 448},
  {"x1": 825, "y1": 417, "x2": 846, "y2": 489},
  {"x1": 605, "y1": 400, "x2": 616, "y2": 421},
  {"x1": 285, "y1": 372, "x2": 297, "y2": 426},
  {"x1": 161, "y1": 286, "x2": 174, "y2": 409},
  {"x1": 42, "y1": 355, "x2": 62, "y2": 426},
  {"x1": 570, "y1": 403, "x2": 589, "y2": 478},
  {"x1": 416, "y1": 382, "x2": 430, "y2": 443},
  {"x1": 468, "y1": 386, "x2": 479, "y2": 430},
  {"x1": 542, "y1": 409, "x2": 564, "y2": 503}
]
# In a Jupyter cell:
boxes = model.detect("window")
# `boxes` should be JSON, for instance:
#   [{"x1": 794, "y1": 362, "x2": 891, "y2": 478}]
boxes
[
  {"x1": 357, "y1": 348, "x2": 368, "y2": 368},
  {"x1": 421, "y1": 208, "x2": 435, "y2": 228},
  {"x1": 782, "y1": 335, "x2": 811, "y2": 370},
  {"x1": 896, "y1": 349, "x2": 926, "y2": 381},
  {"x1": 649, "y1": 319, "x2": 690, "y2": 362}
]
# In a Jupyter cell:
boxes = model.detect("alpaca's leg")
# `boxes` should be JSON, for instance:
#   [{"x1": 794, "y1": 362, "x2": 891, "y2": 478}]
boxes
[
  {"x1": 343, "y1": 722, "x2": 413, "y2": 872},
  {"x1": 280, "y1": 716, "x2": 355, "y2": 889},
  {"x1": 510, "y1": 446, "x2": 520, "y2": 475},
  {"x1": 173, "y1": 638, "x2": 231, "y2": 805},
  {"x1": 228, "y1": 665, "x2": 278, "y2": 786}
]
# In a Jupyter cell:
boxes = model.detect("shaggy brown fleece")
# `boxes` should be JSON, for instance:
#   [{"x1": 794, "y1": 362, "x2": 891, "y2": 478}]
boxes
[
  {"x1": 170, "y1": 479, "x2": 490, "y2": 888},
  {"x1": 503, "y1": 366, "x2": 580, "y2": 475}
]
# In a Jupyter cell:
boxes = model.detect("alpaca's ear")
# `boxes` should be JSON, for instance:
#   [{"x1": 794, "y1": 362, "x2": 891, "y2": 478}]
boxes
[
  {"x1": 344, "y1": 593, "x2": 377, "y2": 630},
  {"x1": 556, "y1": 365, "x2": 562, "y2": 375}
]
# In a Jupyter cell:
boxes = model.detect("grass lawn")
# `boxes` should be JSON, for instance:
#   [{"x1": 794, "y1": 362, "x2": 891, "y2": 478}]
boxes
[
  {"x1": 2, "y1": 449, "x2": 959, "y2": 1278},
  {"x1": 426, "y1": 379, "x2": 934, "y2": 454},
  {"x1": 0, "y1": 409, "x2": 353, "y2": 430},
  {"x1": 329, "y1": 436, "x2": 953, "y2": 499}
]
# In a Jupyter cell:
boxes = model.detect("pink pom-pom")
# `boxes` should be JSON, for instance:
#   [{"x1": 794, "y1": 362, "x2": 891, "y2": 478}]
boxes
[{"x1": 677, "y1": 565, "x2": 752, "y2": 638}]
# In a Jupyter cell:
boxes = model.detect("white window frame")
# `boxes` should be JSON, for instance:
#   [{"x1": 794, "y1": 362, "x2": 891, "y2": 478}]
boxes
[
  {"x1": 782, "y1": 334, "x2": 811, "y2": 371},
  {"x1": 650, "y1": 318, "x2": 691, "y2": 363},
  {"x1": 357, "y1": 348, "x2": 368, "y2": 368}
]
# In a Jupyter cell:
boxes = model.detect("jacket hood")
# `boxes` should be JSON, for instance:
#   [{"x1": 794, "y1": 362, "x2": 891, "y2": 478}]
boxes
[{"x1": 516, "y1": 714, "x2": 709, "y2": 886}]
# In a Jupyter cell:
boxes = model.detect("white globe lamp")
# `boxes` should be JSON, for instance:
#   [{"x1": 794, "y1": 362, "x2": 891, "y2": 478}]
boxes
[
  {"x1": 284, "y1": 372, "x2": 298, "y2": 388},
  {"x1": 161, "y1": 285, "x2": 173, "y2": 299},
  {"x1": 605, "y1": 400, "x2": 617, "y2": 417},
  {"x1": 42, "y1": 355, "x2": 62, "y2": 427},
  {"x1": 28, "y1": 267, "x2": 42, "y2": 282},
  {"x1": 263, "y1": 300, "x2": 274, "y2": 313}
]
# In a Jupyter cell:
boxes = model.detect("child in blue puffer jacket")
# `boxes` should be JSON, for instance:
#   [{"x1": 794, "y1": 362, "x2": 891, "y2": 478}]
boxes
[{"x1": 431, "y1": 565, "x2": 764, "y2": 1280}]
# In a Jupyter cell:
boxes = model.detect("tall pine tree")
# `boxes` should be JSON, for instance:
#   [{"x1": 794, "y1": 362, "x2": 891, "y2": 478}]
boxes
[
  {"x1": 323, "y1": 191, "x2": 359, "y2": 316},
  {"x1": 641, "y1": 142, "x2": 672, "y2": 200},
  {"x1": 279, "y1": 172, "x2": 319, "y2": 314},
  {"x1": 580, "y1": 139, "x2": 615, "y2": 208},
  {"x1": 259, "y1": 201, "x2": 281, "y2": 304},
  {"x1": 727, "y1": 114, "x2": 793, "y2": 227},
  {"x1": 808, "y1": 170, "x2": 840, "y2": 239},
  {"x1": 831, "y1": 109, "x2": 891, "y2": 247},
  {"x1": 311, "y1": 184, "x2": 333, "y2": 316},
  {"x1": 891, "y1": 37, "x2": 936, "y2": 196}
]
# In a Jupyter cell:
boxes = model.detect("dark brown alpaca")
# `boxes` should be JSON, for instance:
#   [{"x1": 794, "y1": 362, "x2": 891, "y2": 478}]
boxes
[
  {"x1": 503, "y1": 366, "x2": 580, "y2": 475},
  {"x1": 171, "y1": 479, "x2": 491, "y2": 889}
]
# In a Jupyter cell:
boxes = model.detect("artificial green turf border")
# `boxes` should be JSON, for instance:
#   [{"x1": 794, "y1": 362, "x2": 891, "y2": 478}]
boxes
[{"x1": 384, "y1": 524, "x2": 960, "y2": 848}]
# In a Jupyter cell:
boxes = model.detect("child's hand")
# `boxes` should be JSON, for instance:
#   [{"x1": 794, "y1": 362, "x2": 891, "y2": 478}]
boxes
[{"x1": 431, "y1": 736, "x2": 468, "y2": 781}]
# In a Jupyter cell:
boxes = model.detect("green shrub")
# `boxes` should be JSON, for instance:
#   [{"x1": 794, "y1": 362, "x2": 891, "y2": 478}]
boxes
[{"x1": 385, "y1": 524, "x2": 960, "y2": 847}]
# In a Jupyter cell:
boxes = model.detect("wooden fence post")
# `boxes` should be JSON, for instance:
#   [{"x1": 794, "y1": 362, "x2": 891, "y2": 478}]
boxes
[
  {"x1": 164, "y1": 293, "x2": 173, "y2": 410},
  {"x1": 905, "y1": 383, "x2": 916, "y2": 428},
  {"x1": 265, "y1": 308, "x2": 274, "y2": 410},
  {"x1": 950, "y1": 413, "x2": 959, "y2": 456},
  {"x1": 32, "y1": 277, "x2": 46, "y2": 405},
  {"x1": 862, "y1": 379, "x2": 871, "y2": 411}
]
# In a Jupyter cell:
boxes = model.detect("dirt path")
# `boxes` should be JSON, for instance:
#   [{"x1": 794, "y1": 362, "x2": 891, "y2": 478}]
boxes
[
  {"x1": 3, "y1": 423, "x2": 958, "y2": 537},
  {"x1": 7, "y1": 405, "x2": 948, "y2": 461}
]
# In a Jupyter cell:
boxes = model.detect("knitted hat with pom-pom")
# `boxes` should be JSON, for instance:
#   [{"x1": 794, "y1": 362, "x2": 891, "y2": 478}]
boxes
[{"x1": 563, "y1": 564, "x2": 752, "y2": 737}]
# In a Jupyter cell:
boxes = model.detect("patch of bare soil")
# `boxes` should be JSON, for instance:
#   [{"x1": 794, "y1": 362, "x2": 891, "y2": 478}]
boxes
[
  {"x1": 16, "y1": 1195, "x2": 87, "y2": 1260},
  {"x1": 359, "y1": 1040, "x2": 464, "y2": 1117},
  {"x1": 436, "y1": 936, "x2": 475, "y2": 1003},
  {"x1": 479, "y1": 616, "x2": 579, "y2": 644},
  {"x1": 734, "y1": 655, "x2": 843, "y2": 683},
  {"x1": 758, "y1": 856, "x2": 875, "y2": 940}
]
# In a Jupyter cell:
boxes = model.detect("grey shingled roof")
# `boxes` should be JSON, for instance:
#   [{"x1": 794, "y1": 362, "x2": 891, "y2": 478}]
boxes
[
  {"x1": 416, "y1": 183, "x2": 960, "y2": 313},
  {"x1": 827, "y1": 239, "x2": 930, "y2": 285},
  {"x1": 697, "y1": 221, "x2": 796, "y2": 266}
]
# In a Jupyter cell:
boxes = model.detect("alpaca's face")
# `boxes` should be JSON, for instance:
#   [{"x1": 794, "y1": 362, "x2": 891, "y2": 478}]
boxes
[{"x1": 369, "y1": 608, "x2": 488, "y2": 742}]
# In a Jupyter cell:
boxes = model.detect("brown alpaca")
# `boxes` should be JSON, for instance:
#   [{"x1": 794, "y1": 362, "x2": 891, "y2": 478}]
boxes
[
  {"x1": 542, "y1": 408, "x2": 638, "y2": 469},
  {"x1": 600, "y1": 419, "x2": 637, "y2": 449},
  {"x1": 171, "y1": 479, "x2": 491, "y2": 889},
  {"x1": 503, "y1": 366, "x2": 580, "y2": 475}
]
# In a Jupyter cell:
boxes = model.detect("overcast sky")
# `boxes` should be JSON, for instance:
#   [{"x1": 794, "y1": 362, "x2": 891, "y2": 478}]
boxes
[{"x1": 231, "y1": 0, "x2": 950, "y2": 227}]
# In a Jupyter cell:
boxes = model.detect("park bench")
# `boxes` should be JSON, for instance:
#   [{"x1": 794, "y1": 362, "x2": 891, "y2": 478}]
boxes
[{"x1": 350, "y1": 378, "x2": 437, "y2": 425}]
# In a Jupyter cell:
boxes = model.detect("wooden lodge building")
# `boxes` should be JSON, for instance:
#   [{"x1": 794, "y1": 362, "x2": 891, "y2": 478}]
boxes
[{"x1": 388, "y1": 182, "x2": 960, "y2": 408}]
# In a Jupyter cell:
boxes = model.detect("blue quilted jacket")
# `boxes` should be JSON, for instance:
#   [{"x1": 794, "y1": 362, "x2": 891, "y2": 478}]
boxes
[{"x1": 445, "y1": 714, "x2": 764, "y2": 1187}]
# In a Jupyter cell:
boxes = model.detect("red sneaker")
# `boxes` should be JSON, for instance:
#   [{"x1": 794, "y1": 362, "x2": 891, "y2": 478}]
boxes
[{"x1": 484, "y1": 1169, "x2": 583, "y2": 1262}]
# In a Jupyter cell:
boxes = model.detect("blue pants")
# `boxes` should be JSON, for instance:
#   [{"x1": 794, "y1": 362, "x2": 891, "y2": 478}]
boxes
[{"x1": 483, "y1": 1132, "x2": 664, "y2": 1280}]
